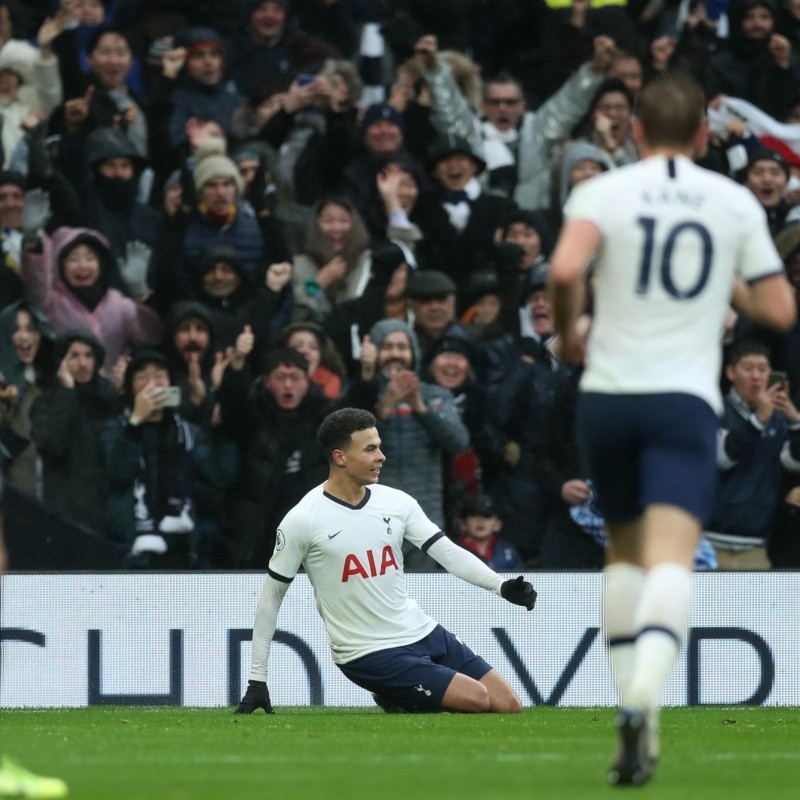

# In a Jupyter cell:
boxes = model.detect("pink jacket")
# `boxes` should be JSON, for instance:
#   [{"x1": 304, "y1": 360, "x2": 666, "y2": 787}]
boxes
[{"x1": 21, "y1": 227, "x2": 163, "y2": 375}]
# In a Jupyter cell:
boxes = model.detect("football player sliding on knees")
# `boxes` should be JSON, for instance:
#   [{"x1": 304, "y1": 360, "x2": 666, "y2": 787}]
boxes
[{"x1": 236, "y1": 407, "x2": 536, "y2": 715}]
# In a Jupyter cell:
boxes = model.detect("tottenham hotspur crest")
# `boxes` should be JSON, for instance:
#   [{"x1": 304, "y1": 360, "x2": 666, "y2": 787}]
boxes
[{"x1": 383, "y1": 516, "x2": 392, "y2": 536}]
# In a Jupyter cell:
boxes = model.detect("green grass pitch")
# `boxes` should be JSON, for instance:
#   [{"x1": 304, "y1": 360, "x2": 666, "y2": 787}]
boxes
[{"x1": 1, "y1": 706, "x2": 798, "y2": 799}]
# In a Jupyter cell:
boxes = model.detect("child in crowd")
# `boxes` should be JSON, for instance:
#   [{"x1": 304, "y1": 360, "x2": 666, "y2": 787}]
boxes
[{"x1": 455, "y1": 493, "x2": 524, "y2": 571}]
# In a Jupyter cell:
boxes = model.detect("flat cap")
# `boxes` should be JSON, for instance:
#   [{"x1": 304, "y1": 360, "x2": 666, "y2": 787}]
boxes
[{"x1": 407, "y1": 269, "x2": 457, "y2": 299}]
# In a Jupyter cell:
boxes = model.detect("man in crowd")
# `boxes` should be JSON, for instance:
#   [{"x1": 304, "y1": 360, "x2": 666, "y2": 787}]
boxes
[{"x1": 368, "y1": 318, "x2": 468, "y2": 570}]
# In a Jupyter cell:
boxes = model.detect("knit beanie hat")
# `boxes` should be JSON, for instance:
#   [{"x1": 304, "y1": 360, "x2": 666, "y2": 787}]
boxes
[
  {"x1": 193, "y1": 137, "x2": 244, "y2": 194},
  {"x1": 369, "y1": 318, "x2": 421, "y2": 371},
  {"x1": 0, "y1": 170, "x2": 25, "y2": 191},
  {"x1": 746, "y1": 148, "x2": 790, "y2": 180},
  {"x1": 174, "y1": 26, "x2": 223, "y2": 55}
]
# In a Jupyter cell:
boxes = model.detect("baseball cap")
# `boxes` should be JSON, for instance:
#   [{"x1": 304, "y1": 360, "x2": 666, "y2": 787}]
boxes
[{"x1": 459, "y1": 493, "x2": 497, "y2": 518}]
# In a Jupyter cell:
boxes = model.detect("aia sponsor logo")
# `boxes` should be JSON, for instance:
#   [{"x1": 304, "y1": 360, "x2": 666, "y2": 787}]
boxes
[{"x1": 341, "y1": 546, "x2": 399, "y2": 581}]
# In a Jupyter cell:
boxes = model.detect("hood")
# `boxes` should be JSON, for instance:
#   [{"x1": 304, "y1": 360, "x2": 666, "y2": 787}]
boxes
[
  {"x1": 0, "y1": 297, "x2": 52, "y2": 342},
  {"x1": 422, "y1": 323, "x2": 482, "y2": 378},
  {"x1": 86, "y1": 126, "x2": 145, "y2": 168},
  {"x1": 51, "y1": 227, "x2": 114, "y2": 278},
  {"x1": 368, "y1": 318, "x2": 421, "y2": 373},
  {"x1": 560, "y1": 141, "x2": 609, "y2": 207},
  {"x1": 0, "y1": 40, "x2": 37, "y2": 85},
  {"x1": 53, "y1": 329, "x2": 106, "y2": 378},
  {"x1": 164, "y1": 300, "x2": 216, "y2": 370},
  {"x1": 195, "y1": 244, "x2": 249, "y2": 303},
  {"x1": 198, "y1": 244, "x2": 245, "y2": 277},
  {"x1": 237, "y1": 0, "x2": 289, "y2": 35},
  {"x1": 0, "y1": 299, "x2": 55, "y2": 393}
]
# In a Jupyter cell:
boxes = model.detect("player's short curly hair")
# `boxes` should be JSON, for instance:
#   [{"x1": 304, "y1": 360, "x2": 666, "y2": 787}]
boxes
[{"x1": 317, "y1": 407, "x2": 377, "y2": 460}]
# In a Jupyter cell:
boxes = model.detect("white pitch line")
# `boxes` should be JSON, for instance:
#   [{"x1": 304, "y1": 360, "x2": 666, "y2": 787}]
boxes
[{"x1": 62, "y1": 752, "x2": 572, "y2": 767}]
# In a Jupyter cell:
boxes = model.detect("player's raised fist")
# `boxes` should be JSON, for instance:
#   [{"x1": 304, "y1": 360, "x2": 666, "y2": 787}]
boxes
[
  {"x1": 234, "y1": 680, "x2": 274, "y2": 714},
  {"x1": 501, "y1": 575, "x2": 537, "y2": 610}
]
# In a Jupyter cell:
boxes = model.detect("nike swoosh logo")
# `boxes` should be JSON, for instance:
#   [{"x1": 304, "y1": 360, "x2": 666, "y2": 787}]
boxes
[{"x1": 328, "y1": 530, "x2": 343, "y2": 539}]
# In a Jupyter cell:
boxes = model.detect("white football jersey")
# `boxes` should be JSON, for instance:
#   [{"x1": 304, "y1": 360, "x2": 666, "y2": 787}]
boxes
[
  {"x1": 564, "y1": 154, "x2": 783, "y2": 413},
  {"x1": 269, "y1": 483, "x2": 442, "y2": 664}
]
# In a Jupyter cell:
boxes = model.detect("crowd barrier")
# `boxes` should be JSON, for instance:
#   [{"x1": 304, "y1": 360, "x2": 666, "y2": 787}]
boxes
[{"x1": 1, "y1": 572, "x2": 797, "y2": 707}]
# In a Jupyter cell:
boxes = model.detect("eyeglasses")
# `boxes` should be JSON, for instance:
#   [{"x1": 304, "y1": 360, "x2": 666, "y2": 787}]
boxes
[
  {"x1": 596, "y1": 103, "x2": 630, "y2": 113},
  {"x1": 485, "y1": 97, "x2": 522, "y2": 106}
]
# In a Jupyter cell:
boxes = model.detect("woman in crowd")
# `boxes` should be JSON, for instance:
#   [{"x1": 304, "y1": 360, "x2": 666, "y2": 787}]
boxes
[
  {"x1": 276, "y1": 320, "x2": 347, "y2": 400},
  {"x1": 0, "y1": 300, "x2": 55, "y2": 495},
  {"x1": 20, "y1": 227, "x2": 163, "y2": 375}
]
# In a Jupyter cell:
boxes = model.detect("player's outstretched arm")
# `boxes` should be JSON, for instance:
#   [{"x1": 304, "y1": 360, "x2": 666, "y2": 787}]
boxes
[
  {"x1": 235, "y1": 680, "x2": 274, "y2": 714},
  {"x1": 425, "y1": 535, "x2": 537, "y2": 610},
  {"x1": 501, "y1": 575, "x2": 538, "y2": 610}
]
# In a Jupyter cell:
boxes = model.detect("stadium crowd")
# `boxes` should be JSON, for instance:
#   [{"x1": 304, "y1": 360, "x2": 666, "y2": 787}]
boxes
[{"x1": 2, "y1": 0, "x2": 800, "y2": 571}]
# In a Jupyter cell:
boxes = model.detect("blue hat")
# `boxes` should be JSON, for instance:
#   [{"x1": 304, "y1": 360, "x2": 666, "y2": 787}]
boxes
[
  {"x1": 174, "y1": 26, "x2": 222, "y2": 51},
  {"x1": 362, "y1": 103, "x2": 405, "y2": 132}
]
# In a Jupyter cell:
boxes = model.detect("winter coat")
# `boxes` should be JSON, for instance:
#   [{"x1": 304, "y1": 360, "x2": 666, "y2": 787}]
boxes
[
  {"x1": 704, "y1": 36, "x2": 800, "y2": 121},
  {"x1": 413, "y1": 190, "x2": 516, "y2": 282},
  {"x1": 98, "y1": 409, "x2": 237, "y2": 547},
  {"x1": 373, "y1": 375, "x2": 470, "y2": 530},
  {"x1": 0, "y1": 300, "x2": 56, "y2": 495},
  {"x1": 29, "y1": 333, "x2": 118, "y2": 531},
  {"x1": 292, "y1": 250, "x2": 372, "y2": 318},
  {"x1": 217, "y1": 367, "x2": 333, "y2": 566},
  {"x1": 182, "y1": 203, "x2": 265, "y2": 284},
  {"x1": 20, "y1": 227, "x2": 163, "y2": 374},
  {"x1": 163, "y1": 301, "x2": 218, "y2": 429}
]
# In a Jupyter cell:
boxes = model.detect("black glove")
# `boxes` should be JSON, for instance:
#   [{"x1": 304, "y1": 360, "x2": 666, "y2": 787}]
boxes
[
  {"x1": 501, "y1": 575, "x2": 537, "y2": 610},
  {"x1": 370, "y1": 242, "x2": 407, "y2": 286},
  {"x1": 234, "y1": 680, "x2": 275, "y2": 714}
]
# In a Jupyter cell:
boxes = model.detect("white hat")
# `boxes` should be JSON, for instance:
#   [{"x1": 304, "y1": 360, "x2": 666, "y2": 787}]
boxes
[
  {"x1": 0, "y1": 40, "x2": 37, "y2": 85},
  {"x1": 193, "y1": 137, "x2": 243, "y2": 194}
]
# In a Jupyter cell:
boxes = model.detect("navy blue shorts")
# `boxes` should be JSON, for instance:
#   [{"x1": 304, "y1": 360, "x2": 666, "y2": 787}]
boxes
[
  {"x1": 576, "y1": 392, "x2": 719, "y2": 524},
  {"x1": 337, "y1": 625, "x2": 492, "y2": 713}
]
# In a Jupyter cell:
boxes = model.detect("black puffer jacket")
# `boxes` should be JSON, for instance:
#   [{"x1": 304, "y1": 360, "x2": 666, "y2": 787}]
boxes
[
  {"x1": 217, "y1": 367, "x2": 333, "y2": 567},
  {"x1": 29, "y1": 330, "x2": 119, "y2": 532}
]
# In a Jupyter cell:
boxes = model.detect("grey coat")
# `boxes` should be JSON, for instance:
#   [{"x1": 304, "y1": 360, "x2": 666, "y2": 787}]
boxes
[{"x1": 422, "y1": 57, "x2": 604, "y2": 210}]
